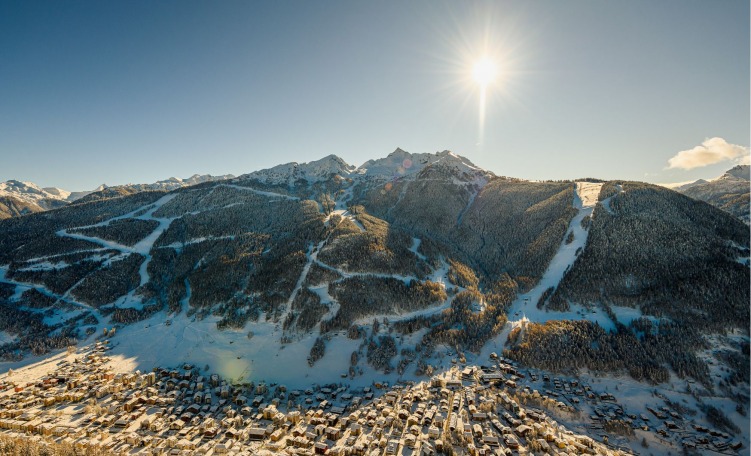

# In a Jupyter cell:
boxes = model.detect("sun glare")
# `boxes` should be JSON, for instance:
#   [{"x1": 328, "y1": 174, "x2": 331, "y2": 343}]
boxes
[
  {"x1": 472, "y1": 57, "x2": 499, "y2": 148},
  {"x1": 472, "y1": 58, "x2": 498, "y2": 87}
]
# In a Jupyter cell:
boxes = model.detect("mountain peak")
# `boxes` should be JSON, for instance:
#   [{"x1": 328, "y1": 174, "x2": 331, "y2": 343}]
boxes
[
  {"x1": 0, "y1": 179, "x2": 69, "y2": 207},
  {"x1": 722, "y1": 164, "x2": 750, "y2": 181},
  {"x1": 358, "y1": 148, "x2": 493, "y2": 184},
  {"x1": 241, "y1": 154, "x2": 355, "y2": 185}
]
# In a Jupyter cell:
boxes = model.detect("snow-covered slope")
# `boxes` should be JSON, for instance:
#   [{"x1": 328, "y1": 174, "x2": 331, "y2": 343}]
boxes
[
  {"x1": 238, "y1": 149, "x2": 494, "y2": 192},
  {"x1": 240, "y1": 154, "x2": 355, "y2": 185},
  {"x1": 0, "y1": 148, "x2": 747, "y2": 419},
  {"x1": 358, "y1": 148, "x2": 494, "y2": 183},
  {"x1": 0, "y1": 180, "x2": 72, "y2": 208},
  {"x1": 0, "y1": 174, "x2": 235, "y2": 216},
  {"x1": 114, "y1": 173, "x2": 236, "y2": 192},
  {"x1": 723, "y1": 164, "x2": 750, "y2": 181},
  {"x1": 662, "y1": 165, "x2": 750, "y2": 223}
]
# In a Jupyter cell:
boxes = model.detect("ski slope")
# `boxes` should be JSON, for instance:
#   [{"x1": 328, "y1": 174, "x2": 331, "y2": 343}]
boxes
[{"x1": 503, "y1": 182, "x2": 603, "y2": 324}]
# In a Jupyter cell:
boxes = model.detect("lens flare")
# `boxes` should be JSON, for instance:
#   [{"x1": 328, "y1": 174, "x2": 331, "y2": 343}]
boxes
[{"x1": 473, "y1": 58, "x2": 498, "y2": 147}]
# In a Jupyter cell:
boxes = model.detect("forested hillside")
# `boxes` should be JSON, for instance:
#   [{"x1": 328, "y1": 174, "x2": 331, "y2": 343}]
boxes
[{"x1": 0, "y1": 151, "x2": 747, "y2": 390}]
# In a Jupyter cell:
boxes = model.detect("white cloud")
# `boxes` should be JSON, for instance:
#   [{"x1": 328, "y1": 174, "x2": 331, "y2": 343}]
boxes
[
  {"x1": 667, "y1": 137, "x2": 749, "y2": 170},
  {"x1": 738, "y1": 154, "x2": 751, "y2": 166}
]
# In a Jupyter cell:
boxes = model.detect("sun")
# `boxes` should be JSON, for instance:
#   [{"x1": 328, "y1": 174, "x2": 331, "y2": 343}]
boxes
[{"x1": 472, "y1": 58, "x2": 498, "y2": 87}]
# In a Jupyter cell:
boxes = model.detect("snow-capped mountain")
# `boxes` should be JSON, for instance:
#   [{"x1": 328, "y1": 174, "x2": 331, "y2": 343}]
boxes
[
  {"x1": 723, "y1": 164, "x2": 750, "y2": 181},
  {"x1": 0, "y1": 180, "x2": 74, "y2": 219},
  {"x1": 358, "y1": 148, "x2": 494, "y2": 183},
  {"x1": 0, "y1": 174, "x2": 235, "y2": 217},
  {"x1": 662, "y1": 165, "x2": 749, "y2": 223},
  {"x1": 116, "y1": 173, "x2": 236, "y2": 192},
  {"x1": 240, "y1": 149, "x2": 494, "y2": 187},
  {"x1": 0, "y1": 180, "x2": 74, "y2": 207},
  {"x1": 0, "y1": 148, "x2": 748, "y2": 451},
  {"x1": 239, "y1": 154, "x2": 355, "y2": 185}
]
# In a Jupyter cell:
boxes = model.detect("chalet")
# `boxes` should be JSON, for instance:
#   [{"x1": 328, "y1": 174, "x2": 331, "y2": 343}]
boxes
[
  {"x1": 269, "y1": 428, "x2": 283, "y2": 442},
  {"x1": 446, "y1": 379, "x2": 462, "y2": 390},
  {"x1": 421, "y1": 443, "x2": 436, "y2": 455},
  {"x1": 248, "y1": 427, "x2": 267, "y2": 441},
  {"x1": 482, "y1": 435, "x2": 500, "y2": 447},
  {"x1": 326, "y1": 426, "x2": 341, "y2": 440},
  {"x1": 504, "y1": 434, "x2": 520, "y2": 449}
]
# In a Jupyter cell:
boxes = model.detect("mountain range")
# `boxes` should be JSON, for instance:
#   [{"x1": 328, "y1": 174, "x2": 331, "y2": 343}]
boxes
[
  {"x1": 0, "y1": 149, "x2": 747, "y2": 403},
  {"x1": 660, "y1": 165, "x2": 749, "y2": 224},
  {"x1": 0, "y1": 174, "x2": 234, "y2": 220}
]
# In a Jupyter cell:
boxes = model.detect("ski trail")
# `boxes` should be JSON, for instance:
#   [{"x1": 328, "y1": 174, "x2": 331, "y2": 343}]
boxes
[
  {"x1": 219, "y1": 184, "x2": 300, "y2": 200},
  {"x1": 55, "y1": 193, "x2": 180, "y2": 309},
  {"x1": 180, "y1": 279, "x2": 192, "y2": 312},
  {"x1": 456, "y1": 187, "x2": 480, "y2": 225},
  {"x1": 600, "y1": 183, "x2": 624, "y2": 215},
  {"x1": 276, "y1": 240, "x2": 326, "y2": 334},
  {"x1": 58, "y1": 230, "x2": 132, "y2": 253},
  {"x1": 409, "y1": 237, "x2": 426, "y2": 261},
  {"x1": 20, "y1": 248, "x2": 109, "y2": 265},
  {"x1": 327, "y1": 208, "x2": 365, "y2": 232},
  {"x1": 156, "y1": 235, "x2": 238, "y2": 252},
  {"x1": 312, "y1": 258, "x2": 417, "y2": 284},
  {"x1": 0, "y1": 266, "x2": 92, "y2": 310},
  {"x1": 325, "y1": 185, "x2": 364, "y2": 232},
  {"x1": 503, "y1": 182, "x2": 603, "y2": 324}
]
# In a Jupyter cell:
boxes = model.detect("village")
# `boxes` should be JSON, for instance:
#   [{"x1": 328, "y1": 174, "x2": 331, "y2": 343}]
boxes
[{"x1": 0, "y1": 341, "x2": 744, "y2": 456}]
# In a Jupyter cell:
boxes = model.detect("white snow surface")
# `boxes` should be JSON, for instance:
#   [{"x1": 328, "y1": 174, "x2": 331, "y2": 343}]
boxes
[
  {"x1": 503, "y1": 182, "x2": 603, "y2": 325},
  {"x1": 409, "y1": 237, "x2": 426, "y2": 261},
  {"x1": 240, "y1": 154, "x2": 356, "y2": 185},
  {"x1": 220, "y1": 183, "x2": 300, "y2": 200},
  {"x1": 0, "y1": 174, "x2": 233, "y2": 209},
  {"x1": 238, "y1": 149, "x2": 494, "y2": 188},
  {"x1": 482, "y1": 181, "x2": 666, "y2": 357},
  {"x1": 0, "y1": 180, "x2": 71, "y2": 207},
  {"x1": 107, "y1": 311, "x2": 378, "y2": 389},
  {"x1": 657, "y1": 164, "x2": 749, "y2": 190},
  {"x1": 358, "y1": 148, "x2": 493, "y2": 182}
]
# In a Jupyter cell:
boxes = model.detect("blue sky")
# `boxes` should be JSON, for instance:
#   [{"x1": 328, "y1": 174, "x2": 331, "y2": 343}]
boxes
[{"x1": 1, "y1": 0, "x2": 748, "y2": 190}]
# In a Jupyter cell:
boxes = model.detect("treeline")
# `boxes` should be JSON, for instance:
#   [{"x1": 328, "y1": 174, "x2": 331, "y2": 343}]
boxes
[
  {"x1": 71, "y1": 254, "x2": 143, "y2": 306},
  {"x1": 367, "y1": 335, "x2": 397, "y2": 372},
  {"x1": 415, "y1": 288, "x2": 511, "y2": 355},
  {"x1": 549, "y1": 181, "x2": 750, "y2": 333},
  {"x1": 0, "y1": 299, "x2": 77, "y2": 360},
  {"x1": 0, "y1": 191, "x2": 165, "y2": 264},
  {"x1": 8, "y1": 255, "x2": 108, "y2": 295},
  {"x1": 321, "y1": 277, "x2": 446, "y2": 331},
  {"x1": 152, "y1": 185, "x2": 286, "y2": 219},
  {"x1": 387, "y1": 275, "x2": 516, "y2": 372},
  {"x1": 318, "y1": 206, "x2": 430, "y2": 278},
  {"x1": 359, "y1": 178, "x2": 577, "y2": 291},
  {"x1": 285, "y1": 287, "x2": 328, "y2": 333},
  {"x1": 69, "y1": 218, "x2": 159, "y2": 247},
  {"x1": 503, "y1": 318, "x2": 712, "y2": 385},
  {"x1": 154, "y1": 195, "x2": 323, "y2": 247}
]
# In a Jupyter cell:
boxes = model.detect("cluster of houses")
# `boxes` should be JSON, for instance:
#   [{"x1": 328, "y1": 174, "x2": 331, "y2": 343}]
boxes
[
  {"x1": 483, "y1": 357, "x2": 744, "y2": 455},
  {"x1": 0, "y1": 342, "x2": 744, "y2": 455}
]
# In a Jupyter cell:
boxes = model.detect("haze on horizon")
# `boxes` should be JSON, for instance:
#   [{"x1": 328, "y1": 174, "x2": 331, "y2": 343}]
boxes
[{"x1": 1, "y1": 0, "x2": 748, "y2": 191}]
